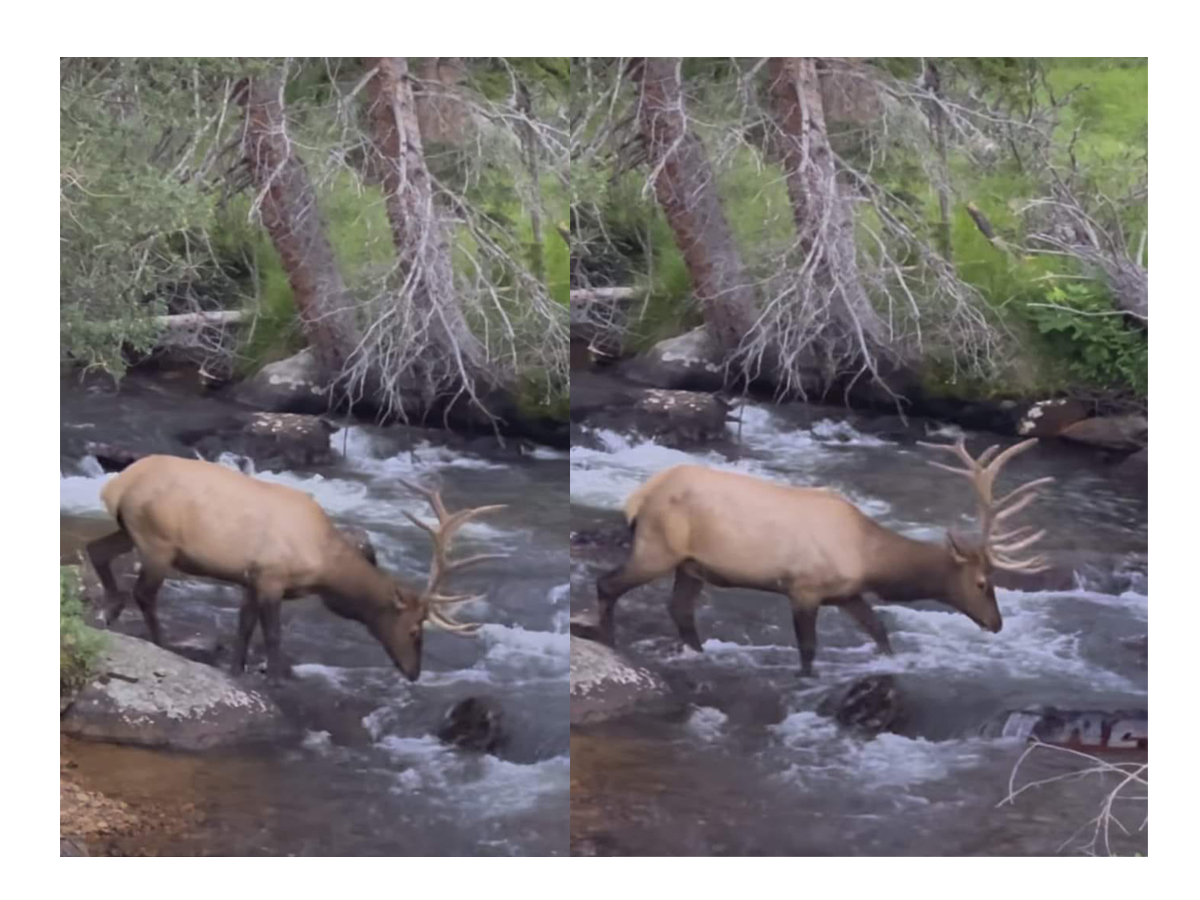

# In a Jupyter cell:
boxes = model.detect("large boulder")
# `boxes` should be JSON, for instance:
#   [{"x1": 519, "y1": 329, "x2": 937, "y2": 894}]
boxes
[
  {"x1": 61, "y1": 631, "x2": 289, "y2": 751},
  {"x1": 1015, "y1": 398, "x2": 1090, "y2": 437},
  {"x1": 569, "y1": 635, "x2": 673, "y2": 726},
  {"x1": 1058, "y1": 415, "x2": 1148, "y2": 451},
  {"x1": 619, "y1": 326, "x2": 726, "y2": 393},
  {"x1": 185, "y1": 412, "x2": 337, "y2": 471},
  {"x1": 626, "y1": 389, "x2": 730, "y2": 447},
  {"x1": 231, "y1": 348, "x2": 331, "y2": 415},
  {"x1": 570, "y1": 371, "x2": 732, "y2": 449}
]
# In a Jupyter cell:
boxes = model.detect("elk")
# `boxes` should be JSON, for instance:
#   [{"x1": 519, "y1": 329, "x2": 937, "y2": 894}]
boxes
[
  {"x1": 84, "y1": 455, "x2": 505, "y2": 681},
  {"x1": 593, "y1": 437, "x2": 1053, "y2": 676}
]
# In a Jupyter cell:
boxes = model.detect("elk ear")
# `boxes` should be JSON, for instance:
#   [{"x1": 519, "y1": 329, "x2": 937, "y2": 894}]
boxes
[{"x1": 945, "y1": 531, "x2": 969, "y2": 564}]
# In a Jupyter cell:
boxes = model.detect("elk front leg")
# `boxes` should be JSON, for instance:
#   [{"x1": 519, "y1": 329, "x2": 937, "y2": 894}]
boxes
[
  {"x1": 84, "y1": 530, "x2": 135, "y2": 625},
  {"x1": 835, "y1": 595, "x2": 893, "y2": 656},
  {"x1": 788, "y1": 592, "x2": 822, "y2": 677},
  {"x1": 667, "y1": 568, "x2": 705, "y2": 652}
]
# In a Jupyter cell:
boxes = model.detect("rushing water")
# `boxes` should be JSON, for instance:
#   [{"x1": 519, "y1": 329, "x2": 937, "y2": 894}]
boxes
[
  {"x1": 569, "y1": 402, "x2": 1148, "y2": 856},
  {"x1": 60, "y1": 379, "x2": 569, "y2": 856}
]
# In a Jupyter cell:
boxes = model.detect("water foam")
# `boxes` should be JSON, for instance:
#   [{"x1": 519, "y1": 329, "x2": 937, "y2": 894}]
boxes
[
  {"x1": 375, "y1": 733, "x2": 569, "y2": 816},
  {"x1": 769, "y1": 711, "x2": 991, "y2": 792}
]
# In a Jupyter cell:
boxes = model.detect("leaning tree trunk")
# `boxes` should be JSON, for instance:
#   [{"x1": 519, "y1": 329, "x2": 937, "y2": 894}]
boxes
[
  {"x1": 923, "y1": 60, "x2": 953, "y2": 261},
  {"x1": 633, "y1": 57, "x2": 760, "y2": 360},
  {"x1": 767, "y1": 57, "x2": 893, "y2": 365},
  {"x1": 365, "y1": 57, "x2": 488, "y2": 405},
  {"x1": 237, "y1": 73, "x2": 360, "y2": 384}
]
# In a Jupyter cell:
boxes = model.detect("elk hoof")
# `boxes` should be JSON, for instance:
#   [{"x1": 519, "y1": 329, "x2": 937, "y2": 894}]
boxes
[{"x1": 262, "y1": 662, "x2": 295, "y2": 682}]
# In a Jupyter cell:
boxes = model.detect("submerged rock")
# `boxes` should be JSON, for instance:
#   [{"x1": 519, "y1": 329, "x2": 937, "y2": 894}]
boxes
[
  {"x1": 61, "y1": 631, "x2": 289, "y2": 751},
  {"x1": 570, "y1": 636, "x2": 673, "y2": 726},
  {"x1": 436, "y1": 696, "x2": 505, "y2": 754},
  {"x1": 817, "y1": 674, "x2": 904, "y2": 735}
]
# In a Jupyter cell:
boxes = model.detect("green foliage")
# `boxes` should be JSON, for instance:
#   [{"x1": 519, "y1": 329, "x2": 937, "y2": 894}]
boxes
[
  {"x1": 60, "y1": 567, "x2": 103, "y2": 696},
  {"x1": 60, "y1": 58, "x2": 244, "y2": 377},
  {"x1": 1024, "y1": 282, "x2": 1147, "y2": 398}
]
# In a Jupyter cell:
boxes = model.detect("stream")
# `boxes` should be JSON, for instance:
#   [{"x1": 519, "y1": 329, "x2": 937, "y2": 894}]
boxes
[
  {"x1": 569, "y1": 402, "x2": 1148, "y2": 856},
  {"x1": 60, "y1": 376, "x2": 570, "y2": 856}
]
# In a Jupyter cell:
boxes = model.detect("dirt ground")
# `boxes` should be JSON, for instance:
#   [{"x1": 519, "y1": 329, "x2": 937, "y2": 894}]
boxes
[{"x1": 59, "y1": 736, "x2": 202, "y2": 857}]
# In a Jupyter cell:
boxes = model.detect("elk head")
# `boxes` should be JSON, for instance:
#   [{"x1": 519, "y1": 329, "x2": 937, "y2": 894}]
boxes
[
  {"x1": 377, "y1": 479, "x2": 506, "y2": 681},
  {"x1": 919, "y1": 436, "x2": 1056, "y2": 633}
]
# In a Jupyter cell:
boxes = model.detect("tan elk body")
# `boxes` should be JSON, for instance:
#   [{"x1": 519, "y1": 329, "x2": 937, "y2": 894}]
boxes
[
  {"x1": 594, "y1": 438, "x2": 1053, "y2": 675},
  {"x1": 85, "y1": 455, "x2": 503, "y2": 681}
]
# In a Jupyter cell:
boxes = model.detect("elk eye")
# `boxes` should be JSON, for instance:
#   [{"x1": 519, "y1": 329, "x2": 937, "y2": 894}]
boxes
[{"x1": 977, "y1": 578, "x2": 987, "y2": 590}]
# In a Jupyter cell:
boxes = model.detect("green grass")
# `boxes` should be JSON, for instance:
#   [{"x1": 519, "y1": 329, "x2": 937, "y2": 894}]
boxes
[{"x1": 60, "y1": 567, "x2": 103, "y2": 697}]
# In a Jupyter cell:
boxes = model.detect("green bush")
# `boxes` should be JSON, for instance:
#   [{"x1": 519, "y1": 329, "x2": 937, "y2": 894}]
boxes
[
  {"x1": 60, "y1": 567, "x2": 103, "y2": 696},
  {"x1": 1023, "y1": 281, "x2": 1147, "y2": 399}
]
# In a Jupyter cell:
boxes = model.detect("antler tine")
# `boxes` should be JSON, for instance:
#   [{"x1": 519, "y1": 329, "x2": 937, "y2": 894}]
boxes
[
  {"x1": 991, "y1": 490, "x2": 1041, "y2": 525},
  {"x1": 400, "y1": 478, "x2": 507, "y2": 635},
  {"x1": 397, "y1": 476, "x2": 445, "y2": 512},
  {"x1": 427, "y1": 606, "x2": 483, "y2": 634},
  {"x1": 990, "y1": 528, "x2": 1046, "y2": 554},
  {"x1": 921, "y1": 436, "x2": 1052, "y2": 571},
  {"x1": 995, "y1": 476, "x2": 1056, "y2": 509},
  {"x1": 991, "y1": 553, "x2": 1051, "y2": 573},
  {"x1": 990, "y1": 524, "x2": 1034, "y2": 543}
]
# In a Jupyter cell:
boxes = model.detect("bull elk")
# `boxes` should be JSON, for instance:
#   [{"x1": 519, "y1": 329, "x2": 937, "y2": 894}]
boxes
[
  {"x1": 84, "y1": 455, "x2": 505, "y2": 681},
  {"x1": 593, "y1": 437, "x2": 1053, "y2": 676}
]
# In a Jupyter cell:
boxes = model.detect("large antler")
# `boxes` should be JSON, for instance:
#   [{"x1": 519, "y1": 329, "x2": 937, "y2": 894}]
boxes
[
  {"x1": 916, "y1": 436, "x2": 1055, "y2": 573},
  {"x1": 398, "y1": 478, "x2": 507, "y2": 634}
]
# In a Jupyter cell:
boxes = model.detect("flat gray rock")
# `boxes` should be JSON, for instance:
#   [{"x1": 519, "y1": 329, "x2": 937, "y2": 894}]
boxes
[
  {"x1": 61, "y1": 631, "x2": 288, "y2": 751},
  {"x1": 570, "y1": 636, "x2": 672, "y2": 726}
]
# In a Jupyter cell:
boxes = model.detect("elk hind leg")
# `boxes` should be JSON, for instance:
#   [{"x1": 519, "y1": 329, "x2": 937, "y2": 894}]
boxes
[
  {"x1": 256, "y1": 583, "x2": 291, "y2": 681},
  {"x1": 596, "y1": 530, "x2": 679, "y2": 648},
  {"x1": 132, "y1": 563, "x2": 168, "y2": 647},
  {"x1": 231, "y1": 587, "x2": 260, "y2": 676},
  {"x1": 85, "y1": 530, "x2": 135, "y2": 625},
  {"x1": 667, "y1": 567, "x2": 705, "y2": 652}
]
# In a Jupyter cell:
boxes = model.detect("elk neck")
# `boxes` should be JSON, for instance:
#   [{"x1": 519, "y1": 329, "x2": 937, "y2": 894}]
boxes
[
  {"x1": 860, "y1": 524, "x2": 958, "y2": 604},
  {"x1": 317, "y1": 539, "x2": 399, "y2": 624}
]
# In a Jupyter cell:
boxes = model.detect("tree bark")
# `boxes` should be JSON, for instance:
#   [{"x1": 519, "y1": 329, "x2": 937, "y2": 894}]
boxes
[
  {"x1": 923, "y1": 60, "x2": 953, "y2": 261},
  {"x1": 365, "y1": 57, "x2": 487, "y2": 388},
  {"x1": 633, "y1": 58, "x2": 759, "y2": 358},
  {"x1": 767, "y1": 57, "x2": 891, "y2": 352},
  {"x1": 237, "y1": 72, "x2": 360, "y2": 383}
]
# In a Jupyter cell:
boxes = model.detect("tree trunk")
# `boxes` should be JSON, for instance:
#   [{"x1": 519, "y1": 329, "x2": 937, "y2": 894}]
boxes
[
  {"x1": 365, "y1": 57, "x2": 487, "y2": 396},
  {"x1": 237, "y1": 72, "x2": 359, "y2": 383},
  {"x1": 633, "y1": 58, "x2": 759, "y2": 359},
  {"x1": 767, "y1": 57, "x2": 891, "y2": 354},
  {"x1": 923, "y1": 60, "x2": 953, "y2": 261},
  {"x1": 516, "y1": 80, "x2": 546, "y2": 283}
]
